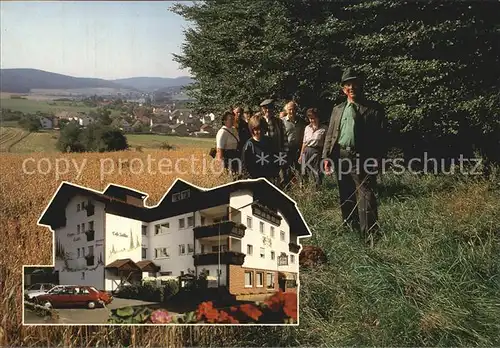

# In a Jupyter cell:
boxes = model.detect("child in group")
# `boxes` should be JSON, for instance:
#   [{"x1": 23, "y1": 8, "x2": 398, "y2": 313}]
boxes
[{"x1": 241, "y1": 114, "x2": 280, "y2": 183}]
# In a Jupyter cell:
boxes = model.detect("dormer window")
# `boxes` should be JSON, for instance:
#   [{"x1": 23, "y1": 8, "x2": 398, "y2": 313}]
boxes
[{"x1": 172, "y1": 189, "x2": 191, "y2": 202}]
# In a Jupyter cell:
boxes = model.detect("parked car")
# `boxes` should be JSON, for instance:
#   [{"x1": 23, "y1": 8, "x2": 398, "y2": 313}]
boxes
[
  {"x1": 25, "y1": 283, "x2": 57, "y2": 299},
  {"x1": 34, "y1": 285, "x2": 113, "y2": 309}
]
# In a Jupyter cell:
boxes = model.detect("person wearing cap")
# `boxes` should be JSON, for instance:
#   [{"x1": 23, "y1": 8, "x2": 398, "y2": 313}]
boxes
[
  {"x1": 259, "y1": 98, "x2": 286, "y2": 154},
  {"x1": 281, "y1": 100, "x2": 307, "y2": 187},
  {"x1": 322, "y1": 67, "x2": 387, "y2": 246}
]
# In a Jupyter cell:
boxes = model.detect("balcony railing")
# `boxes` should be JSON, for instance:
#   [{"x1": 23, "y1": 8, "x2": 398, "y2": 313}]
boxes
[
  {"x1": 193, "y1": 251, "x2": 246, "y2": 266},
  {"x1": 85, "y1": 229, "x2": 95, "y2": 242},
  {"x1": 289, "y1": 242, "x2": 300, "y2": 254},
  {"x1": 193, "y1": 221, "x2": 246, "y2": 239},
  {"x1": 252, "y1": 202, "x2": 282, "y2": 226}
]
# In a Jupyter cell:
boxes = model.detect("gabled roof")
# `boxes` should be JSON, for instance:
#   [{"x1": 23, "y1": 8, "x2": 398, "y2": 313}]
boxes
[
  {"x1": 38, "y1": 178, "x2": 312, "y2": 238},
  {"x1": 105, "y1": 258, "x2": 141, "y2": 271},
  {"x1": 103, "y1": 184, "x2": 147, "y2": 200}
]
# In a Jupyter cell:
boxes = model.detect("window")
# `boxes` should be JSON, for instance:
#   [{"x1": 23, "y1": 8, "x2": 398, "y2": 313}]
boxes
[
  {"x1": 142, "y1": 248, "x2": 147, "y2": 259},
  {"x1": 244, "y1": 271, "x2": 253, "y2": 287},
  {"x1": 260, "y1": 222, "x2": 264, "y2": 233},
  {"x1": 77, "y1": 225, "x2": 80, "y2": 233},
  {"x1": 212, "y1": 245, "x2": 228, "y2": 252},
  {"x1": 179, "y1": 218, "x2": 185, "y2": 229},
  {"x1": 81, "y1": 272, "x2": 85, "y2": 280},
  {"x1": 78, "y1": 288, "x2": 90, "y2": 294},
  {"x1": 81, "y1": 247, "x2": 85, "y2": 256},
  {"x1": 187, "y1": 216, "x2": 194, "y2": 227},
  {"x1": 267, "y1": 272, "x2": 275, "y2": 289},
  {"x1": 247, "y1": 244, "x2": 253, "y2": 255},
  {"x1": 155, "y1": 223, "x2": 169, "y2": 235},
  {"x1": 155, "y1": 247, "x2": 170, "y2": 258},
  {"x1": 88, "y1": 246, "x2": 94, "y2": 256},
  {"x1": 280, "y1": 230, "x2": 285, "y2": 241},
  {"x1": 271, "y1": 251, "x2": 275, "y2": 260},
  {"x1": 201, "y1": 216, "x2": 206, "y2": 225},
  {"x1": 181, "y1": 189, "x2": 190, "y2": 199},
  {"x1": 81, "y1": 223, "x2": 85, "y2": 232},
  {"x1": 179, "y1": 244, "x2": 186, "y2": 255},
  {"x1": 260, "y1": 247, "x2": 265, "y2": 258},
  {"x1": 88, "y1": 221, "x2": 94, "y2": 231},
  {"x1": 81, "y1": 201, "x2": 86, "y2": 209},
  {"x1": 172, "y1": 193, "x2": 181, "y2": 202},
  {"x1": 290, "y1": 255, "x2": 295, "y2": 264},
  {"x1": 142, "y1": 225, "x2": 147, "y2": 236},
  {"x1": 187, "y1": 243, "x2": 194, "y2": 254},
  {"x1": 246, "y1": 216, "x2": 253, "y2": 229},
  {"x1": 256, "y1": 272, "x2": 264, "y2": 287},
  {"x1": 270, "y1": 226, "x2": 275, "y2": 238},
  {"x1": 77, "y1": 204, "x2": 80, "y2": 212},
  {"x1": 180, "y1": 271, "x2": 184, "y2": 276}
]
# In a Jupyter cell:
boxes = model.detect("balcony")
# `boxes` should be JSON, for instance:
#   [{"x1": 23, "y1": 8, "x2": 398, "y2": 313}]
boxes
[
  {"x1": 193, "y1": 221, "x2": 246, "y2": 239},
  {"x1": 85, "y1": 254, "x2": 95, "y2": 266},
  {"x1": 252, "y1": 202, "x2": 282, "y2": 226},
  {"x1": 85, "y1": 229, "x2": 95, "y2": 242},
  {"x1": 289, "y1": 242, "x2": 300, "y2": 254},
  {"x1": 193, "y1": 251, "x2": 246, "y2": 266}
]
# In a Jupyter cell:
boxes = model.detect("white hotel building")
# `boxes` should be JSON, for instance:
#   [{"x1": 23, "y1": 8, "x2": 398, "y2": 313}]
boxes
[{"x1": 38, "y1": 179, "x2": 310, "y2": 295}]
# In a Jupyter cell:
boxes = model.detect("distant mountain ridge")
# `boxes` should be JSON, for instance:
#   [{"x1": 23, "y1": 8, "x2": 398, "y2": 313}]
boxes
[{"x1": 0, "y1": 68, "x2": 193, "y2": 93}]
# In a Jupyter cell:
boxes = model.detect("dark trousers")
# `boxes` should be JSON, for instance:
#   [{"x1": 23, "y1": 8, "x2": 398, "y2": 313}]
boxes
[
  {"x1": 332, "y1": 149, "x2": 379, "y2": 237},
  {"x1": 282, "y1": 146, "x2": 301, "y2": 187},
  {"x1": 302, "y1": 146, "x2": 323, "y2": 188}
]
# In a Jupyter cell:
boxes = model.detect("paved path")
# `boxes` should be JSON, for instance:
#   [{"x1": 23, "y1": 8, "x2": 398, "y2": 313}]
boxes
[{"x1": 24, "y1": 298, "x2": 168, "y2": 324}]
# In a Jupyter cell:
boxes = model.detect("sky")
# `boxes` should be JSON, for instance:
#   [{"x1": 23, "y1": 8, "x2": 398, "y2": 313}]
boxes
[{"x1": 0, "y1": 1, "x2": 193, "y2": 79}]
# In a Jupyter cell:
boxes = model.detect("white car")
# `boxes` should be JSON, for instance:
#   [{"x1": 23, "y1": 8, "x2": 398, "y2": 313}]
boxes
[{"x1": 25, "y1": 283, "x2": 58, "y2": 299}]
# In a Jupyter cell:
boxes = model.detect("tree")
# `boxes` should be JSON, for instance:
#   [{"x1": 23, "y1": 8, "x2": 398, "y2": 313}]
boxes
[
  {"x1": 57, "y1": 121, "x2": 85, "y2": 152},
  {"x1": 171, "y1": 0, "x2": 500, "y2": 163},
  {"x1": 96, "y1": 107, "x2": 113, "y2": 126},
  {"x1": 18, "y1": 114, "x2": 41, "y2": 132}
]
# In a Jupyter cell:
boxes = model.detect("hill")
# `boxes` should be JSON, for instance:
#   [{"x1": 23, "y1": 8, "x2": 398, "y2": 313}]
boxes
[
  {"x1": 0, "y1": 69, "x2": 134, "y2": 93},
  {"x1": 113, "y1": 76, "x2": 194, "y2": 92}
]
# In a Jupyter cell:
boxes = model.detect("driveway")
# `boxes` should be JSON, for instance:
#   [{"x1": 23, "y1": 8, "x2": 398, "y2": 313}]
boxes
[{"x1": 24, "y1": 298, "x2": 166, "y2": 324}]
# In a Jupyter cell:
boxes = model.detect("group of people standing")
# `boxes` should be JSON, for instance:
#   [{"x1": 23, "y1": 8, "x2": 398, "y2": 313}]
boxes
[
  {"x1": 215, "y1": 98, "x2": 327, "y2": 189},
  {"x1": 214, "y1": 67, "x2": 388, "y2": 246}
]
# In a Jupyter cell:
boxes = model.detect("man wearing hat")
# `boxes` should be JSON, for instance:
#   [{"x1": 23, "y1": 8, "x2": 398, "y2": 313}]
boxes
[
  {"x1": 322, "y1": 68, "x2": 387, "y2": 246},
  {"x1": 259, "y1": 98, "x2": 286, "y2": 155}
]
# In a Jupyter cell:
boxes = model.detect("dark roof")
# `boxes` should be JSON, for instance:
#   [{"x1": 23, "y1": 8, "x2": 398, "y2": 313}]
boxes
[
  {"x1": 136, "y1": 260, "x2": 160, "y2": 272},
  {"x1": 103, "y1": 184, "x2": 147, "y2": 200},
  {"x1": 105, "y1": 258, "x2": 141, "y2": 271},
  {"x1": 38, "y1": 182, "x2": 149, "y2": 229},
  {"x1": 38, "y1": 179, "x2": 311, "y2": 237}
]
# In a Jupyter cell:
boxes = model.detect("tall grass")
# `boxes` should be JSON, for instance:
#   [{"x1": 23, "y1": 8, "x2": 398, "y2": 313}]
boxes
[{"x1": 1, "y1": 149, "x2": 499, "y2": 346}]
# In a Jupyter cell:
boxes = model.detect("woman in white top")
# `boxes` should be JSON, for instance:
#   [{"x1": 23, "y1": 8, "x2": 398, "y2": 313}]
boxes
[
  {"x1": 216, "y1": 110, "x2": 240, "y2": 174},
  {"x1": 298, "y1": 108, "x2": 327, "y2": 188}
]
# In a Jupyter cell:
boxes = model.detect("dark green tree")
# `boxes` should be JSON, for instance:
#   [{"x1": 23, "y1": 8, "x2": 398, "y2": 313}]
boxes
[
  {"x1": 171, "y1": 0, "x2": 500, "y2": 163},
  {"x1": 18, "y1": 114, "x2": 41, "y2": 132},
  {"x1": 57, "y1": 121, "x2": 85, "y2": 152}
]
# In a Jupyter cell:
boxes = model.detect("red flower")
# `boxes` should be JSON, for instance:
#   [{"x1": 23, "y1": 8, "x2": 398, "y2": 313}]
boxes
[
  {"x1": 239, "y1": 303, "x2": 263, "y2": 321},
  {"x1": 217, "y1": 310, "x2": 239, "y2": 324},
  {"x1": 283, "y1": 293, "x2": 297, "y2": 320},
  {"x1": 263, "y1": 291, "x2": 298, "y2": 320}
]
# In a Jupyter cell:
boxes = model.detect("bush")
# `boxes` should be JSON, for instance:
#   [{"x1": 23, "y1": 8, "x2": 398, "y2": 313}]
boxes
[{"x1": 163, "y1": 280, "x2": 179, "y2": 301}]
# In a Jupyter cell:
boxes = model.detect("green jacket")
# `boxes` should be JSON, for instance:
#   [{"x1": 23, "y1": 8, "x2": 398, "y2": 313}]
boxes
[{"x1": 322, "y1": 99, "x2": 387, "y2": 160}]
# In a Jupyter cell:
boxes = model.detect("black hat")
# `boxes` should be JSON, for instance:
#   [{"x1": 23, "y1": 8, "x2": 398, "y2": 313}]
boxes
[
  {"x1": 259, "y1": 99, "x2": 274, "y2": 107},
  {"x1": 341, "y1": 68, "x2": 362, "y2": 84}
]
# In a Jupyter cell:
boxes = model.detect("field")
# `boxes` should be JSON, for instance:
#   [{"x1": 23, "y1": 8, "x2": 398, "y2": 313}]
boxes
[
  {"x1": 0, "y1": 97, "x2": 94, "y2": 114},
  {"x1": 0, "y1": 127, "x2": 30, "y2": 152},
  {"x1": 0, "y1": 127, "x2": 215, "y2": 153},
  {"x1": 0, "y1": 146, "x2": 499, "y2": 346}
]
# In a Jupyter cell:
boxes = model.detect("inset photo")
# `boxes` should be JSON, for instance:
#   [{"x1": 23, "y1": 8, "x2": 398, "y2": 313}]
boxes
[{"x1": 24, "y1": 178, "x2": 311, "y2": 325}]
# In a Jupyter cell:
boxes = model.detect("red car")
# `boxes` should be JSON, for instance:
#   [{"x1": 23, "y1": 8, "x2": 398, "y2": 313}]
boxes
[{"x1": 34, "y1": 285, "x2": 113, "y2": 309}]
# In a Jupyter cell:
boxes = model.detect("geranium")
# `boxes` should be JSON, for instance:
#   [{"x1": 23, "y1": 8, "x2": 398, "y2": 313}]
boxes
[
  {"x1": 217, "y1": 310, "x2": 239, "y2": 323},
  {"x1": 238, "y1": 303, "x2": 263, "y2": 321},
  {"x1": 150, "y1": 309, "x2": 172, "y2": 324},
  {"x1": 196, "y1": 301, "x2": 220, "y2": 323}
]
